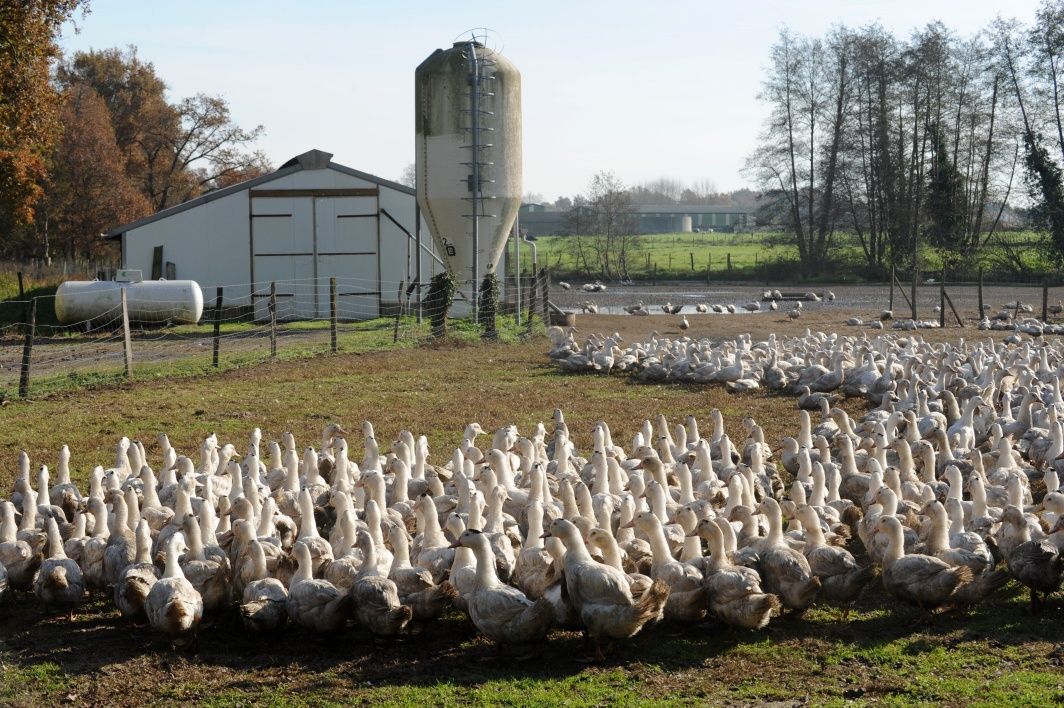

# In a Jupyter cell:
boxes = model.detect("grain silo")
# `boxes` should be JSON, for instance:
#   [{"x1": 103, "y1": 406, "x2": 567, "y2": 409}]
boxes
[{"x1": 415, "y1": 37, "x2": 522, "y2": 314}]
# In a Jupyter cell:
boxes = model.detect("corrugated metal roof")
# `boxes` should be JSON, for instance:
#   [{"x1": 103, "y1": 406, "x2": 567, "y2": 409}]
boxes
[{"x1": 105, "y1": 150, "x2": 415, "y2": 239}]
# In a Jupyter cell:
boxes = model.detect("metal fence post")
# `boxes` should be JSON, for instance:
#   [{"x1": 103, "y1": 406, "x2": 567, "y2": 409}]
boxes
[
  {"x1": 212, "y1": 286, "x2": 223, "y2": 368},
  {"x1": 18, "y1": 298, "x2": 35, "y2": 398}
]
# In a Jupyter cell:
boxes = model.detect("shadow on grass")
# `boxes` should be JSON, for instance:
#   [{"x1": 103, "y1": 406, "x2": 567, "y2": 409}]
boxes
[{"x1": 4, "y1": 577, "x2": 1062, "y2": 696}]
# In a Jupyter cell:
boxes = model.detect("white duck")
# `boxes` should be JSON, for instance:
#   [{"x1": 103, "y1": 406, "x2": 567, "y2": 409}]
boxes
[
  {"x1": 0, "y1": 500, "x2": 37, "y2": 590},
  {"x1": 450, "y1": 528, "x2": 554, "y2": 650},
  {"x1": 350, "y1": 529, "x2": 413, "y2": 638},
  {"x1": 145, "y1": 533, "x2": 204, "y2": 645},
  {"x1": 240, "y1": 539, "x2": 289, "y2": 633},
  {"x1": 287, "y1": 541, "x2": 351, "y2": 634},
  {"x1": 544, "y1": 518, "x2": 669, "y2": 660},
  {"x1": 114, "y1": 519, "x2": 158, "y2": 621},
  {"x1": 34, "y1": 517, "x2": 85, "y2": 617}
]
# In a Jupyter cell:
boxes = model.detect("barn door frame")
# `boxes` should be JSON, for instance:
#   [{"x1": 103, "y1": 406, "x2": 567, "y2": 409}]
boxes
[{"x1": 249, "y1": 186, "x2": 380, "y2": 320}]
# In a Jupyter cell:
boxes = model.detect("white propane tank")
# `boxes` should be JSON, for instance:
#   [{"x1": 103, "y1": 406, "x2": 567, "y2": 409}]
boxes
[{"x1": 54, "y1": 280, "x2": 204, "y2": 325}]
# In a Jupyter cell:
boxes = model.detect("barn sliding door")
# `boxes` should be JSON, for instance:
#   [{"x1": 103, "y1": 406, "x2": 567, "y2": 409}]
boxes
[
  {"x1": 250, "y1": 188, "x2": 380, "y2": 321},
  {"x1": 314, "y1": 195, "x2": 380, "y2": 320},
  {"x1": 250, "y1": 196, "x2": 315, "y2": 320}
]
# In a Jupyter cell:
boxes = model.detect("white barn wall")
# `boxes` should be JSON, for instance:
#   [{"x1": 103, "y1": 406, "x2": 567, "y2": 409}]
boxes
[
  {"x1": 112, "y1": 152, "x2": 444, "y2": 320},
  {"x1": 123, "y1": 190, "x2": 251, "y2": 300}
]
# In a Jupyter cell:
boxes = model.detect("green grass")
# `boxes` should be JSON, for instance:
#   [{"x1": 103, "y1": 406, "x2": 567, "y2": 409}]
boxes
[
  {"x1": 1, "y1": 315, "x2": 539, "y2": 400},
  {"x1": 1, "y1": 336, "x2": 1063, "y2": 705},
  {"x1": 511, "y1": 230, "x2": 1054, "y2": 283}
]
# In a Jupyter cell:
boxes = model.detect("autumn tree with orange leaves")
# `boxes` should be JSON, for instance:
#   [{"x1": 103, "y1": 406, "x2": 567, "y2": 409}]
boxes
[
  {"x1": 37, "y1": 84, "x2": 150, "y2": 259},
  {"x1": 0, "y1": 1, "x2": 88, "y2": 227}
]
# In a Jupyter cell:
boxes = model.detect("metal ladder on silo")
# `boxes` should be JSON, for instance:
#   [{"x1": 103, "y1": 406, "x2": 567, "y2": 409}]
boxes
[{"x1": 460, "y1": 31, "x2": 499, "y2": 319}]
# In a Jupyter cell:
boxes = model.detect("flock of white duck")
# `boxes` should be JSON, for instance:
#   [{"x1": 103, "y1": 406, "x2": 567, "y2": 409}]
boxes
[
  {"x1": 4, "y1": 329, "x2": 1064, "y2": 658},
  {"x1": 548, "y1": 329, "x2": 1064, "y2": 599}
]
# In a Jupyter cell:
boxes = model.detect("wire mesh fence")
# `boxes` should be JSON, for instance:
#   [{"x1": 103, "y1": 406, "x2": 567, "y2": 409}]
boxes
[{"x1": 0, "y1": 271, "x2": 553, "y2": 400}]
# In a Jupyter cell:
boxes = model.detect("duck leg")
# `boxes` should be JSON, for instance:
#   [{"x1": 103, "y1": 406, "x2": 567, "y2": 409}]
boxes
[{"x1": 593, "y1": 640, "x2": 608, "y2": 663}]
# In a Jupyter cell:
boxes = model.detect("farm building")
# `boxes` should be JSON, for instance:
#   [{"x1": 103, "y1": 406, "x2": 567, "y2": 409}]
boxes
[
  {"x1": 631, "y1": 204, "x2": 754, "y2": 233},
  {"x1": 106, "y1": 149, "x2": 447, "y2": 320},
  {"x1": 518, "y1": 203, "x2": 755, "y2": 236}
]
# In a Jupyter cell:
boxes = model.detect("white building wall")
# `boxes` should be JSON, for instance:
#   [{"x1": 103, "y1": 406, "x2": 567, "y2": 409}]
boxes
[
  {"x1": 124, "y1": 190, "x2": 251, "y2": 300},
  {"x1": 119, "y1": 164, "x2": 443, "y2": 320}
]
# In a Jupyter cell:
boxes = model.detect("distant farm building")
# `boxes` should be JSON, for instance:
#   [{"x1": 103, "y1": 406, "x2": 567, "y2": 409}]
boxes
[
  {"x1": 106, "y1": 150, "x2": 447, "y2": 320},
  {"x1": 518, "y1": 203, "x2": 755, "y2": 237}
]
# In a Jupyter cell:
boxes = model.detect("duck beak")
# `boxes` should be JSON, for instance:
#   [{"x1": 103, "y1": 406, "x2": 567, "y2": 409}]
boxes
[
  {"x1": 447, "y1": 539, "x2": 461, "y2": 549},
  {"x1": 539, "y1": 531, "x2": 552, "y2": 539},
  {"x1": 621, "y1": 520, "x2": 635, "y2": 529}
]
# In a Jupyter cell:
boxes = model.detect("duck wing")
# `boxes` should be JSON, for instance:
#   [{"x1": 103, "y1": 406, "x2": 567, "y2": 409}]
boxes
[{"x1": 884, "y1": 555, "x2": 968, "y2": 607}]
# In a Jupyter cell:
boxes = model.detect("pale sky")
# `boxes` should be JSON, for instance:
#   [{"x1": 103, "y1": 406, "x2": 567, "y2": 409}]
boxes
[{"x1": 60, "y1": 0, "x2": 1043, "y2": 200}]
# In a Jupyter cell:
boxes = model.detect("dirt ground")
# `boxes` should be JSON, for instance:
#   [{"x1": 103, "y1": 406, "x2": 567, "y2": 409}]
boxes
[
  {"x1": 1, "y1": 282, "x2": 1053, "y2": 394},
  {"x1": 552, "y1": 281, "x2": 1060, "y2": 319}
]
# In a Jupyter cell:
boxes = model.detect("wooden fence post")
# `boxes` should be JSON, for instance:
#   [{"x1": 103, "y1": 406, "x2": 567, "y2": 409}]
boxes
[
  {"x1": 977, "y1": 267, "x2": 984, "y2": 319},
  {"x1": 939, "y1": 274, "x2": 946, "y2": 328},
  {"x1": 330, "y1": 277, "x2": 337, "y2": 353},
  {"x1": 393, "y1": 280, "x2": 404, "y2": 343},
  {"x1": 16, "y1": 271, "x2": 25, "y2": 336},
  {"x1": 212, "y1": 286, "x2": 223, "y2": 368},
  {"x1": 706, "y1": 254, "x2": 711, "y2": 284},
  {"x1": 889, "y1": 265, "x2": 895, "y2": 312},
  {"x1": 269, "y1": 281, "x2": 277, "y2": 358},
  {"x1": 541, "y1": 268, "x2": 550, "y2": 325},
  {"x1": 689, "y1": 252, "x2": 694, "y2": 271},
  {"x1": 121, "y1": 288, "x2": 133, "y2": 379},
  {"x1": 892, "y1": 269, "x2": 913, "y2": 311},
  {"x1": 18, "y1": 298, "x2": 35, "y2": 398},
  {"x1": 527, "y1": 269, "x2": 538, "y2": 335},
  {"x1": 943, "y1": 289, "x2": 964, "y2": 327},
  {"x1": 727, "y1": 253, "x2": 733, "y2": 272},
  {"x1": 1043, "y1": 280, "x2": 1049, "y2": 322},
  {"x1": 911, "y1": 265, "x2": 918, "y2": 321}
]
